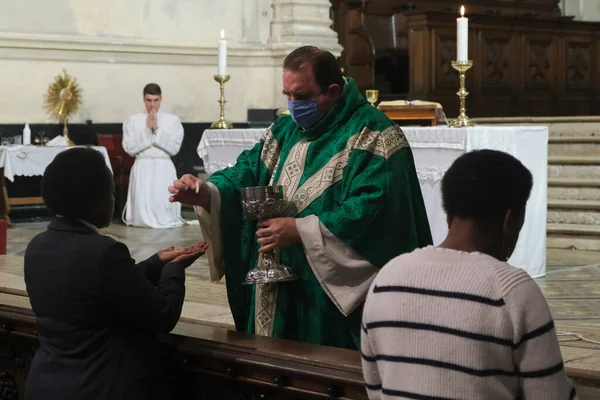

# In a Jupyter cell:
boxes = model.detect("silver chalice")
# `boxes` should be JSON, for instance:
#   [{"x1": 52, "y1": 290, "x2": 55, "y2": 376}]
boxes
[{"x1": 241, "y1": 186, "x2": 298, "y2": 285}]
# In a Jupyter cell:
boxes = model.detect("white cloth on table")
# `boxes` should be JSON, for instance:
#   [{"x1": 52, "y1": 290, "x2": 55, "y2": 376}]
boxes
[
  {"x1": 196, "y1": 126, "x2": 548, "y2": 278},
  {"x1": 402, "y1": 126, "x2": 548, "y2": 278},
  {"x1": 0, "y1": 145, "x2": 112, "y2": 182},
  {"x1": 197, "y1": 129, "x2": 264, "y2": 174},
  {"x1": 122, "y1": 110, "x2": 186, "y2": 228},
  {"x1": 46, "y1": 135, "x2": 69, "y2": 147}
]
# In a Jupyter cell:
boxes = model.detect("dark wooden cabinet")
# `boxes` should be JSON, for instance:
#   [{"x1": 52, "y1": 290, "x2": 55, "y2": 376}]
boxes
[
  {"x1": 407, "y1": 11, "x2": 600, "y2": 117},
  {"x1": 362, "y1": 0, "x2": 561, "y2": 17},
  {"x1": 0, "y1": 305, "x2": 367, "y2": 400},
  {"x1": 0, "y1": 304, "x2": 598, "y2": 399},
  {"x1": 332, "y1": 0, "x2": 600, "y2": 116}
]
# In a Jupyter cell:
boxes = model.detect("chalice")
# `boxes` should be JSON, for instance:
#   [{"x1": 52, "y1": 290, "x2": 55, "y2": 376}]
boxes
[
  {"x1": 366, "y1": 89, "x2": 379, "y2": 106},
  {"x1": 241, "y1": 186, "x2": 298, "y2": 285}
]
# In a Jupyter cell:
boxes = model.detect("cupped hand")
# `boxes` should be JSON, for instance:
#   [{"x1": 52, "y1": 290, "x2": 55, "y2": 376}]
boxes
[
  {"x1": 157, "y1": 245, "x2": 195, "y2": 263},
  {"x1": 256, "y1": 218, "x2": 301, "y2": 253},
  {"x1": 170, "y1": 242, "x2": 209, "y2": 268},
  {"x1": 157, "y1": 246, "x2": 178, "y2": 263}
]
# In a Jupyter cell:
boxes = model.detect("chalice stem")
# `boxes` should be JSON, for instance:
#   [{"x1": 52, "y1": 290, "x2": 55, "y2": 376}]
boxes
[{"x1": 262, "y1": 251, "x2": 277, "y2": 269}]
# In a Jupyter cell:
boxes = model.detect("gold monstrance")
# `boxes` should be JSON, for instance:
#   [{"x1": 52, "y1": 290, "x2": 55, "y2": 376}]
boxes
[{"x1": 44, "y1": 69, "x2": 82, "y2": 146}]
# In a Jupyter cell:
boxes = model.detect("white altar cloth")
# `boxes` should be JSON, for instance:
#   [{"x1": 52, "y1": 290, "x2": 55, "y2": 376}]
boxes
[
  {"x1": 198, "y1": 126, "x2": 548, "y2": 278},
  {"x1": 197, "y1": 129, "x2": 264, "y2": 174},
  {"x1": 0, "y1": 145, "x2": 113, "y2": 182}
]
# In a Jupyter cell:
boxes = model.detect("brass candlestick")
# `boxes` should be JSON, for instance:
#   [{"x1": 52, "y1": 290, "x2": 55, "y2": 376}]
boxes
[
  {"x1": 211, "y1": 75, "x2": 233, "y2": 129},
  {"x1": 450, "y1": 60, "x2": 475, "y2": 127}
]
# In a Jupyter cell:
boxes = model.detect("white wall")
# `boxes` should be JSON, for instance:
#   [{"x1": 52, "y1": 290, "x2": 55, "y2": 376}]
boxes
[
  {"x1": 0, "y1": 0, "x2": 340, "y2": 124},
  {"x1": 0, "y1": 0, "x2": 244, "y2": 43},
  {"x1": 561, "y1": 0, "x2": 600, "y2": 22}
]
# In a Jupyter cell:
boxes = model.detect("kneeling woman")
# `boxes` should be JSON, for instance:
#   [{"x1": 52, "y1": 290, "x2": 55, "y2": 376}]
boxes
[
  {"x1": 361, "y1": 150, "x2": 576, "y2": 399},
  {"x1": 24, "y1": 148, "x2": 207, "y2": 400}
]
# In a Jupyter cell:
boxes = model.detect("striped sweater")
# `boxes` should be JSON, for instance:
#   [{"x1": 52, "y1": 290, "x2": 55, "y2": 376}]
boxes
[{"x1": 361, "y1": 246, "x2": 576, "y2": 400}]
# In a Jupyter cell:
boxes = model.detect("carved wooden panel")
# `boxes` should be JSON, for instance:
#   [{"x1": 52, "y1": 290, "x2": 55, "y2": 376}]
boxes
[
  {"x1": 565, "y1": 37, "x2": 594, "y2": 89},
  {"x1": 524, "y1": 35, "x2": 556, "y2": 89},
  {"x1": 481, "y1": 32, "x2": 513, "y2": 88},
  {"x1": 401, "y1": 11, "x2": 600, "y2": 116},
  {"x1": 434, "y1": 30, "x2": 459, "y2": 88}
]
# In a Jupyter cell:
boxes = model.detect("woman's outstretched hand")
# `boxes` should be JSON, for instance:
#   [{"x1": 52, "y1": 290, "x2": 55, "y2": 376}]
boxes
[{"x1": 158, "y1": 242, "x2": 209, "y2": 267}]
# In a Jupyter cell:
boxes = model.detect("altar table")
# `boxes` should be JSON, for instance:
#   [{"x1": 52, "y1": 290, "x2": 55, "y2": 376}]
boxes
[
  {"x1": 198, "y1": 126, "x2": 548, "y2": 278},
  {"x1": 0, "y1": 145, "x2": 113, "y2": 220}
]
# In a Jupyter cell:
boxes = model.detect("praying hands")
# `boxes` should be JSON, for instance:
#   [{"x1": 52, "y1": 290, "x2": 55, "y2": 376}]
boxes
[{"x1": 146, "y1": 110, "x2": 158, "y2": 132}]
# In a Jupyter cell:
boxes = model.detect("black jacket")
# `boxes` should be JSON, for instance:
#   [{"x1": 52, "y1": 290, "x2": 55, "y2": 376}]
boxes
[{"x1": 24, "y1": 218, "x2": 186, "y2": 400}]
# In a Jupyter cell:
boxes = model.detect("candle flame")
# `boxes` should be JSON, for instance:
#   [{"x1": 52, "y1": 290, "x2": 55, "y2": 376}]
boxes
[
  {"x1": 220, "y1": 29, "x2": 225, "y2": 39},
  {"x1": 460, "y1": 5, "x2": 465, "y2": 17}
]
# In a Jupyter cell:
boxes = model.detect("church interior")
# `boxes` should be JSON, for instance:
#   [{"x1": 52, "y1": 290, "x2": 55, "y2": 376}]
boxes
[{"x1": 0, "y1": 0, "x2": 599, "y2": 398}]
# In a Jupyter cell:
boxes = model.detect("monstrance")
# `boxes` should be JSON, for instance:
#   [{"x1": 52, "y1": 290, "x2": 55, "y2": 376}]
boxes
[{"x1": 44, "y1": 69, "x2": 82, "y2": 146}]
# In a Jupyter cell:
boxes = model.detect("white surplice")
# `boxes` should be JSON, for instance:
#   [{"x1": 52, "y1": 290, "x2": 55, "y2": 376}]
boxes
[{"x1": 122, "y1": 109, "x2": 184, "y2": 228}]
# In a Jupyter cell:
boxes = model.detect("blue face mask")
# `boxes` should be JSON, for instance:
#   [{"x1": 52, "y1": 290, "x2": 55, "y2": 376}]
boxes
[{"x1": 288, "y1": 96, "x2": 323, "y2": 129}]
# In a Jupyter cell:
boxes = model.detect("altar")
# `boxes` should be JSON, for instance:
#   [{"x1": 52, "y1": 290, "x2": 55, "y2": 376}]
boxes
[
  {"x1": 0, "y1": 145, "x2": 112, "y2": 220},
  {"x1": 198, "y1": 126, "x2": 548, "y2": 278}
]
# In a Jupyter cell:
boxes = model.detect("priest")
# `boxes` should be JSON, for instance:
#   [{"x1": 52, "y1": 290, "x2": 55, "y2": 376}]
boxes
[
  {"x1": 169, "y1": 46, "x2": 432, "y2": 349},
  {"x1": 123, "y1": 83, "x2": 185, "y2": 228}
]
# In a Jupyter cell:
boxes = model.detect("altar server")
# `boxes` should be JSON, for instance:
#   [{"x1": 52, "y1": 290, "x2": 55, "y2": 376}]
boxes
[{"x1": 122, "y1": 83, "x2": 185, "y2": 228}]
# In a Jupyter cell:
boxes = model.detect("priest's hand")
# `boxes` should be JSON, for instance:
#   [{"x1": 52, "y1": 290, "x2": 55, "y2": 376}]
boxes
[
  {"x1": 169, "y1": 174, "x2": 211, "y2": 210},
  {"x1": 256, "y1": 218, "x2": 300, "y2": 253}
]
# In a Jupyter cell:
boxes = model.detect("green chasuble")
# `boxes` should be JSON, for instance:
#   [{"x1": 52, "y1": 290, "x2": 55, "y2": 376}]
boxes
[{"x1": 207, "y1": 78, "x2": 432, "y2": 350}]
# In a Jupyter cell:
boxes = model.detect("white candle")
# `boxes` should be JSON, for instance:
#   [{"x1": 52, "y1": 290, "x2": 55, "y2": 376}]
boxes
[
  {"x1": 457, "y1": 6, "x2": 468, "y2": 62},
  {"x1": 218, "y1": 29, "x2": 227, "y2": 76}
]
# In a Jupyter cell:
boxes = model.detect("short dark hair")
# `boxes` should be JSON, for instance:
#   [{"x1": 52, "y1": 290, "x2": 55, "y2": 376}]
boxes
[
  {"x1": 143, "y1": 83, "x2": 162, "y2": 96},
  {"x1": 42, "y1": 148, "x2": 113, "y2": 221},
  {"x1": 283, "y1": 46, "x2": 345, "y2": 92},
  {"x1": 441, "y1": 150, "x2": 533, "y2": 223}
]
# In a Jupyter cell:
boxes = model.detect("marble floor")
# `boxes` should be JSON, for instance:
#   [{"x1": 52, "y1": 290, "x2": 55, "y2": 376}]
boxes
[{"x1": 2, "y1": 220, "x2": 600, "y2": 395}]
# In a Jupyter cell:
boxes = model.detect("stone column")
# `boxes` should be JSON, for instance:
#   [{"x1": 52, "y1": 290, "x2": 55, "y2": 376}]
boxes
[
  {"x1": 242, "y1": 0, "x2": 273, "y2": 43},
  {"x1": 562, "y1": 0, "x2": 600, "y2": 22},
  {"x1": 580, "y1": 0, "x2": 600, "y2": 21},
  {"x1": 269, "y1": 0, "x2": 342, "y2": 55}
]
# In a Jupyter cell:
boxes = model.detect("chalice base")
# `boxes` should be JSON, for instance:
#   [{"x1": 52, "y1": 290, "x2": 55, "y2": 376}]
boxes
[
  {"x1": 243, "y1": 249, "x2": 297, "y2": 285},
  {"x1": 243, "y1": 264, "x2": 297, "y2": 285}
]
